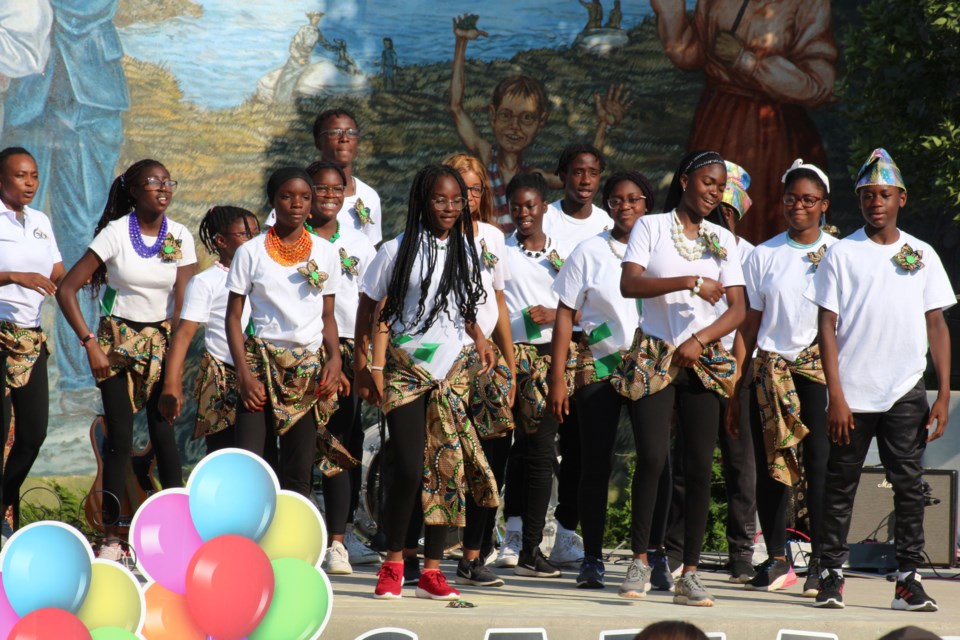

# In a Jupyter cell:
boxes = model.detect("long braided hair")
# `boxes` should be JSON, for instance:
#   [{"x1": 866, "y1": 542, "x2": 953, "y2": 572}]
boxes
[
  {"x1": 197, "y1": 206, "x2": 259, "y2": 255},
  {"x1": 662, "y1": 150, "x2": 725, "y2": 213},
  {"x1": 89, "y1": 159, "x2": 166, "y2": 293},
  {"x1": 379, "y1": 164, "x2": 486, "y2": 334}
]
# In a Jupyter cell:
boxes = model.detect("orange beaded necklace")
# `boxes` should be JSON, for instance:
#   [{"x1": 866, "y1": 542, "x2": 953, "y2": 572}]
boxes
[{"x1": 264, "y1": 226, "x2": 312, "y2": 266}]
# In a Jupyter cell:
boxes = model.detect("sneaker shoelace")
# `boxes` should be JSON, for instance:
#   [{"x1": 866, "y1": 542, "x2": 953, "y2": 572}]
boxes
[
  {"x1": 425, "y1": 570, "x2": 452, "y2": 592},
  {"x1": 378, "y1": 562, "x2": 403, "y2": 581},
  {"x1": 685, "y1": 572, "x2": 706, "y2": 591},
  {"x1": 626, "y1": 561, "x2": 644, "y2": 581}
]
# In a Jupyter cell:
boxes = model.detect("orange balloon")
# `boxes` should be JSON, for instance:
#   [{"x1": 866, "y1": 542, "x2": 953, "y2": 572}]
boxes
[{"x1": 142, "y1": 583, "x2": 205, "y2": 640}]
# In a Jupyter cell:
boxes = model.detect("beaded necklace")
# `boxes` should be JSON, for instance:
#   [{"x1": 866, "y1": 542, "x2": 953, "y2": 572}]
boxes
[
  {"x1": 129, "y1": 213, "x2": 168, "y2": 259},
  {"x1": 516, "y1": 233, "x2": 550, "y2": 259},
  {"x1": 305, "y1": 220, "x2": 340, "y2": 243},
  {"x1": 785, "y1": 229, "x2": 823, "y2": 250},
  {"x1": 606, "y1": 231, "x2": 627, "y2": 260},
  {"x1": 671, "y1": 211, "x2": 706, "y2": 261},
  {"x1": 265, "y1": 227, "x2": 312, "y2": 267},
  {"x1": 214, "y1": 261, "x2": 229, "y2": 272}
]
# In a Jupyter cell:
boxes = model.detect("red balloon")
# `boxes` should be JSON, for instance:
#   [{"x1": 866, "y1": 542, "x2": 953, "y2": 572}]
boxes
[
  {"x1": 185, "y1": 535, "x2": 274, "y2": 640},
  {"x1": 9, "y1": 608, "x2": 92, "y2": 640}
]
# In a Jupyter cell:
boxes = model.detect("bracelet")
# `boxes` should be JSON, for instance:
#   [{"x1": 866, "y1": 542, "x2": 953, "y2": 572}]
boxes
[
  {"x1": 79, "y1": 333, "x2": 96, "y2": 347},
  {"x1": 691, "y1": 276, "x2": 704, "y2": 296},
  {"x1": 691, "y1": 332, "x2": 706, "y2": 349},
  {"x1": 369, "y1": 365, "x2": 384, "y2": 372}
]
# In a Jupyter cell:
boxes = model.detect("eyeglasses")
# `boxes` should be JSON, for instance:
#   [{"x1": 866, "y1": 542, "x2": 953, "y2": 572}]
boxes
[
  {"x1": 607, "y1": 195, "x2": 646, "y2": 209},
  {"x1": 314, "y1": 185, "x2": 346, "y2": 195},
  {"x1": 782, "y1": 194, "x2": 823, "y2": 208},
  {"x1": 432, "y1": 197, "x2": 467, "y2": 211},
  {"x1": 319, "y1": 128, "x2": 360, "y2": 139},
  {"x1": 494, "y1": 109, "x2": 540, "y2": 127},
  {"x1": 466, "y1": 185, "x2": 485, "y2": 196},
  {"x1": 143, "y1": 177, "x2": 178, "y2": 192},
  {"x1": 219, "y1": 230, "x2": 258, "y2": 239}
]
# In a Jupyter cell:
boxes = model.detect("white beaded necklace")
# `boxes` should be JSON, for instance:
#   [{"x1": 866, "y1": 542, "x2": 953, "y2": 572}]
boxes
[
  {"x1": 606, "y1": 231, "x2": 626, "y2": 260},
  {"x1": 671, "y1": 211, "x2": 706, "y2": 261}
]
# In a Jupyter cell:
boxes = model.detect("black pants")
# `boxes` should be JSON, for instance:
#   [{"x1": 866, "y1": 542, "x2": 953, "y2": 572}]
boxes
[
  {"x1": 510, "y1": 400, "x2": 561, "y2": 553},
  {"x1": 821, "y1": 381, "x2": 929, "y2": 571},
  {"x1": 321, "y1": 391, "x2": 359, "y2": 536},
  {"x1": 752, "y1": 373, "x2": 828, "y2": 558},
  {"x1": 381, "y1": 396, "x2": 446, "y2": 560},
  {"x1": 1, "y1": 346, "x2": 49, "y2": 525},
  {"x1": 346, "y1": 402, "x2": 365, "y2": 524},
  {"x1": 463, "y1": 432, "x2": 512, "y2": 550},
  {"x1": 554, "y1": 396, "x2": 581, "y2": 532},
  {"x1": 234, "y1": 403, "x2": 317, "y2": 497},
  {"x1": 629, "y1": 369, "x2": 720, "y2": 565}
]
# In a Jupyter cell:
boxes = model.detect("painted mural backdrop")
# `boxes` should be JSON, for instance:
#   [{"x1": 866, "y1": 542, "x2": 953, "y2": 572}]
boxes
[{"x1": 1, "y1": 0, "x2": 862, "y2": 474}]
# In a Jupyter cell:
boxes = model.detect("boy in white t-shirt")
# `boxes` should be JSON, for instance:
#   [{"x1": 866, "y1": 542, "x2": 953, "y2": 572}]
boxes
[
  {"x1": 542, "y1": 143, "x2": 611, "y2": 246},
  {"x1": 805, "y1": 149, "x2": 955, "y2": 612}
]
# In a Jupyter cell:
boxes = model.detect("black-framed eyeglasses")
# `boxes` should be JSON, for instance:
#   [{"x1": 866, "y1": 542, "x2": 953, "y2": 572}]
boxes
[
  {"x1": 607, "y1": 195, "x2": 646, "y2": 209},
  {"x1": 466, "y1": 185, "x2": 485, "y2": 196},
  {"x1": 494, "y1": 109, "x2": 540, "y2": 126},
  {"x1": 219, "y1": 230, "x2": 258, "y2": 239},
  {"x1": 314, "y1": 185, "x2": 346, "y2": 195},
  {"x1": 319, "y1": 128, "x2": 361, "y2": 139},
  {"x1": 143, "y1": 177, "x2": 178, "y2": 192},
  {"x1": 782, "y1": 194, "x2": 823, "y2": 208},
  {"x1": 432, "y1": 197, "x2": 467, "y2": 211}
]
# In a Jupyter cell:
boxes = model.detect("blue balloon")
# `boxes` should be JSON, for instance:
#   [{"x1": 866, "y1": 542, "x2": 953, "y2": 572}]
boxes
[
  {"x1": 188, "y1": 450, "x2": 278, "y2": 541},
  {"x1": 1, "y1": 523, "x2": 92, "y2": 616}
]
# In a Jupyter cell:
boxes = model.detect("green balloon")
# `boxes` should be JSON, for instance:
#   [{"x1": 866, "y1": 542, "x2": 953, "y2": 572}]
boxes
[
  {"x1": 250, "y1": 558, "x2": 332, "y2": 640},
  {"x1": 91, "y1": 627, "x2": 139, "y2": 640}
]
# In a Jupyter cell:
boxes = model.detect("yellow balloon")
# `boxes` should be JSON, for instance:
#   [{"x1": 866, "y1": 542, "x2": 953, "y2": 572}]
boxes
[
  {"x1": 77, "y1": 560, "x2": 145, "y2": 633},
  {"x1": 258, "y1": 490, "x2": 327, "y2": 565}
]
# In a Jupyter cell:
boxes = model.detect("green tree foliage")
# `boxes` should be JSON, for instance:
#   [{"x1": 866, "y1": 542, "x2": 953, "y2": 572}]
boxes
[{"x1": 839, "y1": 1, "x2": 960, "y2": 218}]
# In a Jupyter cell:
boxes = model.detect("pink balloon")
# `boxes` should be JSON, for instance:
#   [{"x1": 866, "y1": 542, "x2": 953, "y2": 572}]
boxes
[
  {"x1": 0, "y1": 573, "x2": 20, "y2": 640},
  {"x1": 131, "y1": 490, "x2": 204, "y2": 594}
]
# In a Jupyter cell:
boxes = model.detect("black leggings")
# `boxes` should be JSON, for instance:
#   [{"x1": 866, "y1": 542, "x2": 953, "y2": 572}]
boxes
[
  {"x1": 321, "y1": 392, "x2": 359, "y2": 536},
  {"x1": 234, "y1": 403, "x2": 316, "y2": 497},
  {"x1": 381, "y1": 396, "x2": 446, "y2": 560},
  {"x1": 628, "y1": 369, "x2": 720, "y2": 565},
  {"x1": 753, "y1": 373, "x2": 829, "y2": 558},
  {"x1": 2, "y1": 346, "x2": 49, "y2": 525},
  {"x1": 463, "y1": 432, "x2": 512, "y2": 550}
]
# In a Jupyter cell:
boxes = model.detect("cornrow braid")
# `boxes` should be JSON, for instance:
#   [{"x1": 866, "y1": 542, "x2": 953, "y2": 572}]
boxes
[
  {"x1": 380, "y1": 165, "x2": 486, "y2": 335},
  {"x1": 198, "y1": 205, "x2": 259, "y2": 255}
]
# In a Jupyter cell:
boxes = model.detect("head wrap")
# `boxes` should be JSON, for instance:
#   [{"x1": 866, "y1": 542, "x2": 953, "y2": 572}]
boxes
[
  {"x1": 781, "y1": 158, "x2": 830, "y2": 194},
  {"x1": 267, "y1": 167, "x2": 314, "y2": 203},
  {"x1": 855, "y1": 148, "x2": 906, "y2": 193},
  {"x1": 721, "y1": 161, "x2": 751, "y2": 219}
]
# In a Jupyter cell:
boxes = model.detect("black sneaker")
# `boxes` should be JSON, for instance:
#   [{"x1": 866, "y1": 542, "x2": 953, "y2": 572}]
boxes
[
  {"x1": 728, "y1": 557, "x2": 756, "y2": 583},
  {"x1": 456, "y1": 557, "x2": 505, "y2": 587},
  {"x1": 649, "y1": 547, "x2": 676, "y2": 592},
  {"x1": 814, "y1": 568, "x2": 845, "y2": 609},
  {"x1": 745, "y1": 557, "x2": 797, "y2": 591},
  {"x1": 403, "y1": 556, "x2": 421, "y2": 586},
  {"x1": 891, "y1": 571, "x2": 938, "y2": 612},
  {"x1": 576, "y1": 556, "x2": 605, "y2": 589},
  {"x1": 514, "y1": 548, "x2": 562, "y2": 578},
  {"x1": 802, "y1": 557, "x2": 820, "y2": 597}
]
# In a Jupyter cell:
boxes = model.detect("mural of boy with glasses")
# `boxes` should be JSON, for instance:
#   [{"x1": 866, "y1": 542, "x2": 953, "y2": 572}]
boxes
[{"x1": 449, "y1": 14, "x2": 631, "y2": 230}]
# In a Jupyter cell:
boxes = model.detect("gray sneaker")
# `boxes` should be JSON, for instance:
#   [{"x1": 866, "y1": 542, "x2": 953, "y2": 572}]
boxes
[
  {"x1": 618, "y1": 558, "x2": 651, "y2": 599},
  {"x1": 673, "y1": 571, "x2": 715, "y2": 607}
]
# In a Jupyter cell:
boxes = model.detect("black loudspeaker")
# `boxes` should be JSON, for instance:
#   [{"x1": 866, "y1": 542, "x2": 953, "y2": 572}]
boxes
[{"x1": 847, "y1": 467, "x2": 958, "y2": 567}]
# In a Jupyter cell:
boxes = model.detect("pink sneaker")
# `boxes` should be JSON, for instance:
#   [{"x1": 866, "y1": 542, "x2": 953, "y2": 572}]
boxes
[
  {"x1": 415, "y1": 569, "x2": 461, "y2": 600},
  {"x1": 374, "y1": 561, "x2": 404, "y2": 599}
]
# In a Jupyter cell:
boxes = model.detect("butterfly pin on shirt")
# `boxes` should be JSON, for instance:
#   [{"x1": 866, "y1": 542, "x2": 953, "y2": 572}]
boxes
[
  {"x1": 893, "y1": 243, "x2": 924, "y2": 271},
  {"x1": 298, "y1": 259, "x2": 330, "y2": 289},
  {"x1": 701, "y1": 231, "x2": 728, "y2": 260},
  {"x1": 339, "y1": 247, "x2": 360, "y2": 276},
  {"x1": 480, "y1": 239, "x2": 498, "y2": 269},
  {"x1": 546, "y1": 249, "x2": 565, "y2": 272},
  {"x1": 806, "y1": 245, "x2": 826, "y2": 270},
  {"x1": 355, "y1": 198, "x2": 373, "y2": 225},
  {"x1": 160, "y1": 233, "x2": 182, "y2": 262}
]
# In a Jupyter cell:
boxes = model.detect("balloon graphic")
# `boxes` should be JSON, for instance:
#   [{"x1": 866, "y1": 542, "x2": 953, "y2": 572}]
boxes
[
  {"x1": 187, "y1": 449, "x2": 278, "y2": 542},
  {"x1": 185, "y1": 535, "x2": 274, "y2": 640},
  {"x1": 76, "y1": 560, "x2": 145, "y2": 633},
  {"x1": 258, "y1": 491, "x2": 327, "y2": 565},
  {"x1": 0, "y1": 572, "x2": 20, "y2": 640},
  {"x1": 141, "y1": 583, "x2": 204, "y2": 640},
  {"x1": 8, "y1": 607, "x2": 92, "y2": 640},
  {"x1": 130, "y1": 489, "x2": 203, "y2": 594},
  {"x1": 90, "y1": 627, "x2": 142, "y2": 640},
  {"x1": 250, "y1": 558, "x2": 333, "y2": 640},
  {"x1": 1, "y1": 522, "x2": 93, "y2": 616}
]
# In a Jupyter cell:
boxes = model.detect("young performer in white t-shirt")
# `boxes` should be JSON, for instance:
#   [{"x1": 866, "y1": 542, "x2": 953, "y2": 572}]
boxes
[
  {"x1": 615, "y1": 151, "x2": 746, "y2": 606},
  {"x1": 541, "y1": 143, "x2": 611, "y2": 245},
  {"x1": 355, "y1": 164, "x2": 496, "y2": 601},
  {"x1": 0, "y1": 147, "x2": 64, "y2": 541},
  {"x1": 158, "y1": 206, "x2": 260, "y2": 453},
  {"x1": 548, "y1": 170, "x2": 649, "y2": 593},
  {"x1": 225, "y1": 168, "x2": 346, "y2": 500},
  {"x1": 805, "y1": 149, "x2": 955, "y2": 612},
  {"x1": 57, "y1": 159, "x2": 197, "y2": 561},
  {"x1": 729, "y1": 160, "x2": 837, "y2": 595}
]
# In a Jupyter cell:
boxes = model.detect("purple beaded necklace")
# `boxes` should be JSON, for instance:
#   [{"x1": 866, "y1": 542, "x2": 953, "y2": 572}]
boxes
[{"x1": 129, "y1": 212, "x2": 168, "y2": 258}]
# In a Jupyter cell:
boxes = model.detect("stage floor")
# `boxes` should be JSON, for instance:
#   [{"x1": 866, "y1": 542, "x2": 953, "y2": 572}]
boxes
[{"x1": 322, "y1": 552, "x2": 960, "y2": 640}]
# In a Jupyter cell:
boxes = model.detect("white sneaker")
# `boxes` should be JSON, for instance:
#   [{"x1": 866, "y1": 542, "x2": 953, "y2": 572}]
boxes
[
  {"x1": 549, "y1": 530, "x2": 585, "y2": 568},
  {"x1": 344, "y1": 529, "x2": 382, "y2": 565},
  {"x1": 323, "y1": 540, "x2": 353, "y2": 575},
  {"x1": 495, "y1": 530, "x2": 521, "y2": 568}
]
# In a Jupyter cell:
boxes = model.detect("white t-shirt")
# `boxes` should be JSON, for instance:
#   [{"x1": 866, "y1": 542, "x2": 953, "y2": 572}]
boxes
[
  {"x1": 0, "y1": 205, "x2": 61, "y2": 327},
  {"x1": 553, "y1": 230, "x2": 641, "y2": 378},
  {"x1": 804, "y1": 227, "x2": 956, "y2": 413},
  {"x1": 623, "y1": 212, "x2": 745, "y2": 347},
  {"x1": 180, "y1": 264, "x2": 251, "y2": 366},
  {"x1": 361, "y1": 232, "x2": 467, "y2": 380},
  {"x1": 542, "y1": 200, "x2": 611, "y2": 247},
  {"x1": 717, "y1": 238, "x2": 754, "y2": 351},
  {"x1": 226, "y1": 232, "x2": 341, "y2": 352},
  {"x1": 745, "y1": 231, "x2": 839, "y2": 361},
  {"x1": 474, "y1": 222, "x2": 510, "y2": 339},
  {"x1": 503, "y1": 234, "x2": 577, "y2": 345},
  {"x1": 264, "y1": 176, "x2": 382, "y2": 245},
  {"x1": 326, "y1": 224, "x2": 377, "y2": 339},
  {"x1": 88, "y1": 214, "x2": 197, "y2": 322}
]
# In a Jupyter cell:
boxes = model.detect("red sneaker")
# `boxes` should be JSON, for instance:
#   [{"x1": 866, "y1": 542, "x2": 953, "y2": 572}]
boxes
[
  {"x1": 374, "y1": 561, "x2": 404, "y2": 599},
  {"x1": 416, "y1": 569, "x2": 461, "y2": 600}
]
